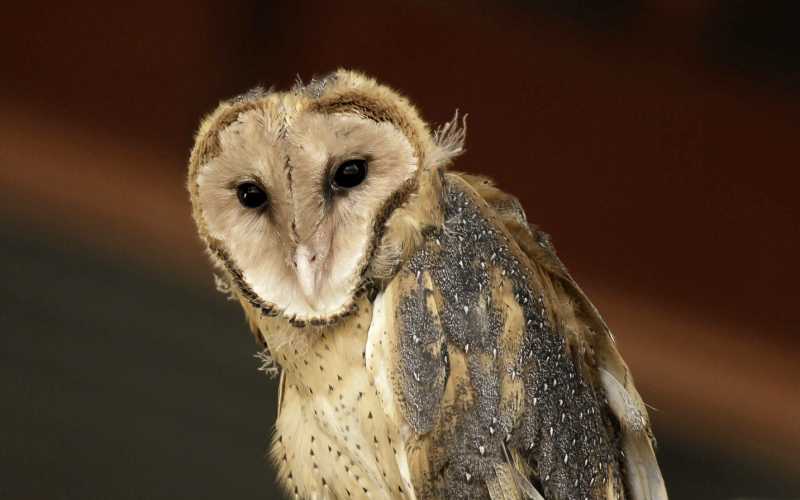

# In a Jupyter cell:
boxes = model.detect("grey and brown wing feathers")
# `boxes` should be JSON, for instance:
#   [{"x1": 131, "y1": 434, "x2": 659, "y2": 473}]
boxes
[
  {"x1": 461, "y1": 173, "x2": 668, "y2": 499},
  {"x1": 371, "y1": 173, "x2": 664, "y2": 499}
]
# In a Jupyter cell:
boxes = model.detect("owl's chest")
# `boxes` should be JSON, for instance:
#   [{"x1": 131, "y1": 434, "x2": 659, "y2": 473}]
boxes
[{"x1": 269, "y1": 314, "x2": 412, "y2": 500}]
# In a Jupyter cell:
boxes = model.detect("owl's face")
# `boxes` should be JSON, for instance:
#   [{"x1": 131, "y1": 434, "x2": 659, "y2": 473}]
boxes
[{"x1": 190, "y1": 72, "x2": 435, "y2": 323}]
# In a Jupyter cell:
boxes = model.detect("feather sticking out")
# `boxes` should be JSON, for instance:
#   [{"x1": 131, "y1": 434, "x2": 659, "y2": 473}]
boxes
[
  {"x1": 231, "y1": 85, "x2": 271, "y2": 103},
  {"x1": 599, "y1": 367, "x2": 647, "y2": 433},
  {"x1": 487, "y1": 463, "x2": 523, "y2": 500},
  {"x1": 292, "y1": 73, "x2": 305, "y2": 92},
  {"x1": 213, "y1": 273, "x2": 237, "y2": 301},
  {"x1": 599, "y1": 368, "x2": 668, "y2": 500},
  {"x1": 292, "y1": 71, "x2": 339, "y2": 98},
  {"x1": 486, "y1": 463, "x2": 546, "y2": 500},
  {"x1": 499, "y1": 443, "x2": 545, "y2": 500},
  {"x1": 509, "y1": 470, "x2": 544, "y2": 500},
  {"x1": 430, "y1": 110, "x2": 467, "y2": 168},
  {"x1": 620, "y1": 432, "x2": 669, "y2": 500},
  {"x1": 254, "y1": 348, "x2": 280, "y2": 378}
]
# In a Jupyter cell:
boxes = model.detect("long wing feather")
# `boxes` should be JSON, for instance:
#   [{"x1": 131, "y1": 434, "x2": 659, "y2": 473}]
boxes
[
  {"x1": 487, "y1": 463, "x2": 524, "y2": 500},
  {"x1": 459, "y1": 172, "x2": 668, "y2": 499}
]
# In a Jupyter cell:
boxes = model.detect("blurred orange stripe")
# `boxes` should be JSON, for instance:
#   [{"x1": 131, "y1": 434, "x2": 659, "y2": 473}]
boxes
[{"x1": 0, "y1": 102, "x2": 207, "y2": 281}]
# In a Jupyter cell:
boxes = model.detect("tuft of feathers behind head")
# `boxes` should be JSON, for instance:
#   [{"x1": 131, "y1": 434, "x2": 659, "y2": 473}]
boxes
[{"x1": 430, "y1": 110, "x2": 467, "y2": 169}]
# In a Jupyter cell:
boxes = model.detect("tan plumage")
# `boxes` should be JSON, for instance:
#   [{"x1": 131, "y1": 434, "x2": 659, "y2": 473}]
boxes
[{"x1": 188, "y1": 69, "x2": 667, "y2": 499}]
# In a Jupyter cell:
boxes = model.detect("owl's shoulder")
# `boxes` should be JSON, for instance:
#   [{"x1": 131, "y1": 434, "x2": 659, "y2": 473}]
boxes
[{"x1": 374, "y1": 173, "x2": 665, "y2": 499}]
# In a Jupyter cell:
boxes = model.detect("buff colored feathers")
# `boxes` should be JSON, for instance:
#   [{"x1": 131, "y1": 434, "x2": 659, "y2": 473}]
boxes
[{"x1": 188, "y1": 70, "x2": 667, "y2": 499}]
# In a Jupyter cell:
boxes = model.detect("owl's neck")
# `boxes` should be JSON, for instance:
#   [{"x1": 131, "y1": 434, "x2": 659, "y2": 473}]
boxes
[{"x1": 252, "y1": 298, "x2": 374, "y2": 380}]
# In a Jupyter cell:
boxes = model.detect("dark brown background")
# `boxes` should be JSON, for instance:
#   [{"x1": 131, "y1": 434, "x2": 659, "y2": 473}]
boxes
[{"x1": 1, "y1": 2, "x2": 798, "y2": 498}]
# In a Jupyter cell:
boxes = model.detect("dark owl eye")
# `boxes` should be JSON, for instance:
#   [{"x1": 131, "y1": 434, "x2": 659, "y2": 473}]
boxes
[
  {"x1": 332, "y1": 159, "x2": 368, "y2": 189},
  {"x1": 236, "y1": 182, "x2": 268, "y2": 209}
]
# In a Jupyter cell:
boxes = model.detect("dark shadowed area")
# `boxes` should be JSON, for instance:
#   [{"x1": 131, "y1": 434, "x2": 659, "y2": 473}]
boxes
[{"x1": 1, "y1": 1, "x2": 798, "y2": 498}]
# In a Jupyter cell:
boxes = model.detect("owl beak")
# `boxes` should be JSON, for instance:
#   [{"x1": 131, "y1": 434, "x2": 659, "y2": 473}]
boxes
[{"x1": 293, "y1": 244, "x2": 320, "y2": 305}]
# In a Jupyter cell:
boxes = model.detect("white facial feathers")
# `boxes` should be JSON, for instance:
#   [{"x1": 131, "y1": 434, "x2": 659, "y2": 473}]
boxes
[{"x1": 195, "y1": 106, "x2": 418, "y2": 322}]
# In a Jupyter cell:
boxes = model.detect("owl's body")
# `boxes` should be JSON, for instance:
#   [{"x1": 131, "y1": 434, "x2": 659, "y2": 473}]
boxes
[
  {"x1": 188, "y1": 71, "x2": 667, "y2": 499},
  {"x1": 268, "y1": 300, "x2": 414, "y2": 499}
]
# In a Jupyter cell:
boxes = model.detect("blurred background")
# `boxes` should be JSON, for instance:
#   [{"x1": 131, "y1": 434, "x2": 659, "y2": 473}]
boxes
[{"x1": 1, "y1": 1, "x2": 798, "y2": 498}]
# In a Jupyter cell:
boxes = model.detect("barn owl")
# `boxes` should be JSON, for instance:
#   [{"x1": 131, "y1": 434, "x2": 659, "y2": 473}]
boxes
[{"x1": 187, "y1": 70, "x2": 667, "y2": 500}]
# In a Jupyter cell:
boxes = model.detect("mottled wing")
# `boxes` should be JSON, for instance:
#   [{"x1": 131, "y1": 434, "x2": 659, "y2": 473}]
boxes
[
  {"x1": 461, "y1": 173, "x2": 668, "y2": 499},
  {"x1": 368, "y1": 173, "x2": 651, "y2": 500}
]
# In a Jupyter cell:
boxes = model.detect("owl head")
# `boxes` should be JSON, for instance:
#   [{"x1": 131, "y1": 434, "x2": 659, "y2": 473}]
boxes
[{"x1": 188, "y1": 70, "x2": 465, "y2": 326}]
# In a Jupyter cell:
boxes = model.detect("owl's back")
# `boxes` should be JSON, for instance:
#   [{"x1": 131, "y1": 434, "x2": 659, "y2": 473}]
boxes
[{"x1": 367, "y1": 172, "x2": 665, "y2": 499}]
